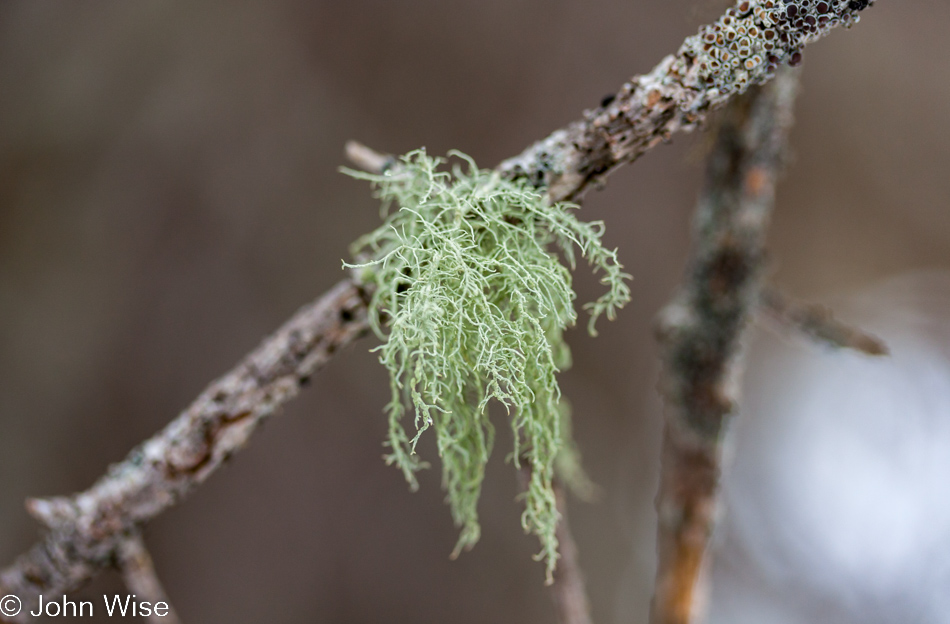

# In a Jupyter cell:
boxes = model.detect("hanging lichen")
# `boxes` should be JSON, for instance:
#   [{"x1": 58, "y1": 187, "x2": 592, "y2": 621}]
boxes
[{"x1": 343, "y1": 149, "x2": 629, "y2": 580}]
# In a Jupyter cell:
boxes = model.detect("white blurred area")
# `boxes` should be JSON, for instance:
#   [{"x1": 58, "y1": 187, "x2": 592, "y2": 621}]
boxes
[{"x1": 708, "y1": 271, "x2": 950, "y2": 624}]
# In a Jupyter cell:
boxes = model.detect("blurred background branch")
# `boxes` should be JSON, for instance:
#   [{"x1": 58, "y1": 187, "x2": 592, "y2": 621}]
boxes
[
  {"x1": 653, "y1": 66, "x2": 800, "y2": 624},
  {"x1": 758, "y1": 287, "x2": 889, "y2": 355}
]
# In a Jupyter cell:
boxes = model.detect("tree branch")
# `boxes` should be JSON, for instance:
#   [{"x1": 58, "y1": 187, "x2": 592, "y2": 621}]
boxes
[
  {"x1": 549, "y1": 484, "x2": 594, "y2": 624},
  {"x1": 652, "y1": 67, "x2": 800, "y2": 624},
  {"x1": 115, "y1": 534, "x2": 181, "y2": 624},
  {"x1": 517, "y1": 467, "x2": 594, "y2": 624},
  {"x1": 758, "y1": 287, "x2": 889, "y2": 355}
]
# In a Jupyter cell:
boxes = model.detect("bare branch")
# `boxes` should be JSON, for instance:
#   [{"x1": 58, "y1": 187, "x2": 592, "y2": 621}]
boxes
[
  {"x1": 652, "y1": 67, "x2": 801, "y2": 624},
  {"x1": 115, "y1": 534, "x2": 182, "y2": 624},
  {"x1": 0, "y1": 279, "x2": 369, "y2": 622},
  {"x1": 758, "y1": 287, "x2": 889, "y2": 356}
]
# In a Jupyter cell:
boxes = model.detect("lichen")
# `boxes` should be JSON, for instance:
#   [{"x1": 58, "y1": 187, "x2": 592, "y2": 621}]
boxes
[
  {"x1": 674, "y1": 0, "x2": 871, "y2": 99},
  {"x1": 343, "y1": 149, "x2": 630, "y2": 580}
]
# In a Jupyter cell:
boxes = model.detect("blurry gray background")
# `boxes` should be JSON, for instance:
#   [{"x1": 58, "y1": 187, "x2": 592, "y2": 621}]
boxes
[{"x1": 0, "y1": 1, "x2": 948, "y2": 622}]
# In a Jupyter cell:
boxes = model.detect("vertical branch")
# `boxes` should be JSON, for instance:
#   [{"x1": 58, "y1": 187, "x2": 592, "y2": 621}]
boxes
[
  {"x1": 549, "y1": 484, "x2": 594, "y2": 624},
  {"x1": 115, "y1": 534, "x2": 182, "y2": 624},
  {"x1": 651, "y1": 67, "x2": 800, "y2": 624},
  {"x1": 518, "y1": 468, "x2": 595, "y2": 624}
]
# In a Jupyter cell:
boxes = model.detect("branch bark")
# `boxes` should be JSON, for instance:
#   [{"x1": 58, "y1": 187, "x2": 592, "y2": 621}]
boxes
[
  {"x1": 652, "y1": 67, "x2": 800, "y2": 624},
  {"x1": 0, "y1": 1, "x2": 878, "y2": 619}
]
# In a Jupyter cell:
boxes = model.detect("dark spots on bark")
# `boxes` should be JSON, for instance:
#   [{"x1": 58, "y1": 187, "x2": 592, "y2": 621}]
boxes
[
  {"x1": 24, "y1": 570, "x2": 50, "y2": 589},
  {"x1": 706, "y1": 245, "x2": 752, "y2": 300},
  {"x1": 220, "y1": 410, "x2": 252, "y2": 424},
  {"x1": 671, "y1": 337, "x2": 734, "y2": 438},
  {"x1": 165, "y1": 411, "x2": 252, "y2": 478},
  {"x1": 667, "y1": 244, "x2": 760, "y2": 439},
  {"x1": 183, "y1": 421, "x2": 217, "y2": 476},
  {"x1": 287, "y1": 329, "x2": 312, "y2": 363}
]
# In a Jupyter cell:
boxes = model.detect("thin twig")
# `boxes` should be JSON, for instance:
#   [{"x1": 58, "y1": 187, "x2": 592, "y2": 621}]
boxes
[
  {"x1": 0, "y1": 1, "x2": 879, "y2": 618},
  {"x1": 345, "y1": 141, "x2": 396, "y2": 175},
  {"x1": 652, "y1": 67, "x2": 800, "y2": 624},
  {"x1": 518, "y1": 467, "x2": 594, "y2": 624},
  {"x1": 758, "y1": 287, "x2": 889, "y2": 356},
  {"x1": 115, "y1": 534, "x2": 182, "y2": 624},
  {"x1": 550, "y1": 484, "x2": 594, "y2": 624}
]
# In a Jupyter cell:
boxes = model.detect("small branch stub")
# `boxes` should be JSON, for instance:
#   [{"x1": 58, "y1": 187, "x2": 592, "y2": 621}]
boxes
[
  {"x1": 345, "y1": 141, "x2": 395, "y2": 175},
  {"x1": 116, "y1": 535, "x2": 182, "y2": 624},
  {"x1": 758, "y1": 288, "x2": 889, "y2": 356}
]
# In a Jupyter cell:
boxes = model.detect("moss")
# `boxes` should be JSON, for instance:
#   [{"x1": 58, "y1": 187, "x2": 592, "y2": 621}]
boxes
[{"x1": 344, "y1": 149, "x2": 630, "y2": 580}]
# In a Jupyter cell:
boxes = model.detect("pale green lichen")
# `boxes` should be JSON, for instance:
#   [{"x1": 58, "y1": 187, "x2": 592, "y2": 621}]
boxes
[{"x1": 343, "y1": 149, "x2": 630, "y2": 580}]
